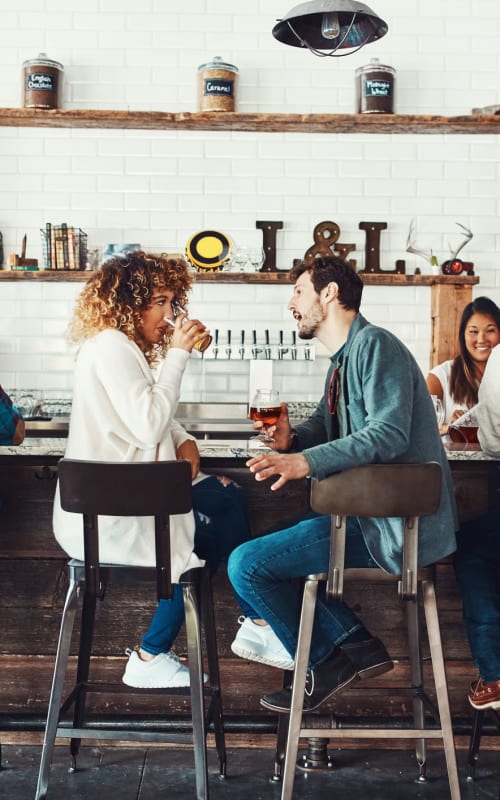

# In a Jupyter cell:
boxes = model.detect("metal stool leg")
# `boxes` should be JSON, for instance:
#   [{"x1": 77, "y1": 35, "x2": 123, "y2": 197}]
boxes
[
  {"x1": 467, "y1": 709, "x2": 484, "y2": 780},
  {"x1": 200, "y1": 569, "x2": 226, "y2": 778},
  {"x1": 183, "y1": 580, "x2": 209, "y2": 800},
  {"x1": 35, "y1": 577, "x2": 80, "y2": 800},
  {"x1": 69, "y1": 589, "x2": 97, "y2": 769},
  {"x1": 272, "y1": 709, "x2": 289, "y2": 782},
  {"x1": 405, "y1": 595, "x2": 427, "y2": 781},
  {"x1": 281, "y1": 576, "x2": 319, "y2": 800},
  {"x1": 422, "y1": 579, "x2": 461, "y2": 800}
]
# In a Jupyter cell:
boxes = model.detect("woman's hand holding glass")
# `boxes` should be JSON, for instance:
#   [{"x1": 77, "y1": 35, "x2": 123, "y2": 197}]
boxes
[{"x1": 165, "y1": 311, "x2": 212, "y2": 353}]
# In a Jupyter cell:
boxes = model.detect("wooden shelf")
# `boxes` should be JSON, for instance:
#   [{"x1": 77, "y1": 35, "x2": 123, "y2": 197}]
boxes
[
  {"x1": 1, "y1": 108, "x2": 499, "y2": 134},
  {"x1": 0, "y1": 269, "x2": 480, "y2": 286}
]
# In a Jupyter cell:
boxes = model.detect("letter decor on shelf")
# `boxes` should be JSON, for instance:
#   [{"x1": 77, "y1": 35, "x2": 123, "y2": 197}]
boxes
[
  {"x1": 357, "y1": 221, "x2": 405, "y2": 275},
  {"x1": 256, "y1": 220, "x2": 283, "y2": 272}
]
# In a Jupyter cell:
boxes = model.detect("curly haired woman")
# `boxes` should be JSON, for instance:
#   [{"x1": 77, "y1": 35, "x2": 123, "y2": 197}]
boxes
[{"x1": 53, "y1": 251, "x2": 249, "y2": 688}]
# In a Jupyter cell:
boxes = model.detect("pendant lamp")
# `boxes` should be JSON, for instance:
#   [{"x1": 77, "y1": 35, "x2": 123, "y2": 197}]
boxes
[{"x1": 272, "y1": 0, "x2": 388, "y2": 57}]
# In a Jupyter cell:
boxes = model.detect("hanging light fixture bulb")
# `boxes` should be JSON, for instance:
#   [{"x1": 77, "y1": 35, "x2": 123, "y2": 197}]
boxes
[
  {"x1": 272, "y1": 0, "x2": 388, "y2": 57},
  {"x1": 321, "y1": 12, "x2": 340, "y2": 39}
]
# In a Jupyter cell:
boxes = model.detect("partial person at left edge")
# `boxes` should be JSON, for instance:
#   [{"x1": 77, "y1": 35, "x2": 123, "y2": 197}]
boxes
[{"x1": 0, "y1": 385, "x2": 25, "y2": 445}]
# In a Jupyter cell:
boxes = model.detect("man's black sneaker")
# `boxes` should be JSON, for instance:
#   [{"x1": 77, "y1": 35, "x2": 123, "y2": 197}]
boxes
[
  {"x1": 260, "y1": 637, "x2": 393, "y2": 713},
  {"x1": 260, "y1": 650, "x2": 357, "y2": 712}
]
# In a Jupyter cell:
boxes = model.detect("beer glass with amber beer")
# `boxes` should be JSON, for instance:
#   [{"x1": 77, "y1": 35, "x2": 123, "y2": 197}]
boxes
[{"x1": 249, "y1": 389, "x2": 280, "y2": 443}]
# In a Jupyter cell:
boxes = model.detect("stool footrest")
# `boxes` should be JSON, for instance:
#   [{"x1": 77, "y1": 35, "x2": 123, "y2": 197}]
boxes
[
  {"x1": 55, "y1": 726, "x2": 199, "y2": 745},
  {"x1": 294, "y1": 727, "x2": 446, "y2": 740}
]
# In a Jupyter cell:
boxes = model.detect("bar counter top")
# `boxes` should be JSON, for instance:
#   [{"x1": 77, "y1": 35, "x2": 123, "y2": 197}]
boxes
[{"x1": 0, "y1": 437, "x2": 495, "y2": 463}]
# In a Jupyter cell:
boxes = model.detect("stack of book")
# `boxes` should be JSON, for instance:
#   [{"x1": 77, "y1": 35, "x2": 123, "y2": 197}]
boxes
[{"x1": 40, "y1": 224, "x2": 88, "y2": 270}]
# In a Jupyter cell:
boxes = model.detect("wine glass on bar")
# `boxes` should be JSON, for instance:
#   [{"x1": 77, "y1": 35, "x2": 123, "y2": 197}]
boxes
[{"x1": 249, "y1": 388, "x2": 281, "y2": 443}]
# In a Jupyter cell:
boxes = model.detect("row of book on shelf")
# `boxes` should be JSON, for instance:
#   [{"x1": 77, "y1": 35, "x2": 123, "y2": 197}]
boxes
[{"x1": 41, "y1": 224, "x2": 87, "y2": 270}]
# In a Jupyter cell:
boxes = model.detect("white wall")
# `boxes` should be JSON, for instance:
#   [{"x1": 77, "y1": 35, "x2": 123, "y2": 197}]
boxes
[{"x1": 1, "y1": 0, "x2": 499, "y2": 401}]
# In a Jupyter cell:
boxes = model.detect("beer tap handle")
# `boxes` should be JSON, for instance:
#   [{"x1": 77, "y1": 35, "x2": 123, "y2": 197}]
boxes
[
  {"x1": 252, "y1": 329, "x2": 260, "y2": 359},
  {"x1": 264, "y1": 329, "x2": 271, "y2": 359}
]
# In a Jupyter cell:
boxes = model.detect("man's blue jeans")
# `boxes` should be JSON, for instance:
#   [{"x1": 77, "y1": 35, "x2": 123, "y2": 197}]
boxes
[
  {"x1": 227, "y1": 513, "x2": 377, "y2": 668},
  {"x1": 453, "y1": 510, "x2": 500, "y2": 683},
  {"x1": 141, "y1": 475, "x2": 250, "y2": 656}
]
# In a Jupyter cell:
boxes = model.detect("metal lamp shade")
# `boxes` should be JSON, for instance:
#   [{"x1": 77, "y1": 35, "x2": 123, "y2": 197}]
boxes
[{"x1": 272, "y1": 0, "x2": 388, "y2": 52}]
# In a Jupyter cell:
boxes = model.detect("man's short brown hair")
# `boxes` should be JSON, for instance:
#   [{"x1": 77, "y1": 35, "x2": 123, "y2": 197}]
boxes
[{"x1": 290, "y1": 256, "x2": 363, "y2": 312}]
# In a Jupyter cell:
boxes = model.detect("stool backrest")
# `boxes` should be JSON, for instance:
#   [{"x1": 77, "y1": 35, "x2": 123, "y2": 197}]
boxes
[
  {"x1": 310, "y1": 462, "x2": 442, "y2": 519},
  {"x1": 310, "y1": 462, "x2": 442, "y2": 600},
  {"x1": 58, "y1": 458, "x2": 193, "y2": 600}
]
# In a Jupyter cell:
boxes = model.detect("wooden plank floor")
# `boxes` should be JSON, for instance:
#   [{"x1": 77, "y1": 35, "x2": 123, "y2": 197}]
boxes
[{"x1": 1, "y1": 744, "x2": 499, "y2": 799}]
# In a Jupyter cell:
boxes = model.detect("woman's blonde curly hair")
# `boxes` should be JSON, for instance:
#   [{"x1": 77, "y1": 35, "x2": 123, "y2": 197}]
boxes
[{"x1": 68, "y1": 251, "x2": 193, "y2": 366}]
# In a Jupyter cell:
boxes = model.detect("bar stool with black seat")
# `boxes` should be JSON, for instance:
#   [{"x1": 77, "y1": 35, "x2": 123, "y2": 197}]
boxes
[
  {"x1": 35, "y1": 458, "x2": 226, "y2": 800},
  {"x1": 273, "y1": 462, "x2": 461, "y2": 800}
]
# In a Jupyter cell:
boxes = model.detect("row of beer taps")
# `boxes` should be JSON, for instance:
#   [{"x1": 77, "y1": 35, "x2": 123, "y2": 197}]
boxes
[{"x1": 205, "y1": 329, "x2": 314, "y2": 360}]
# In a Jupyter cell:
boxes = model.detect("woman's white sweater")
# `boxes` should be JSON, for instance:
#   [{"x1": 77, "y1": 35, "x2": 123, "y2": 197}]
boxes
[{"x1": 53, "y1": 329, "x2": 203, "y2": 580}]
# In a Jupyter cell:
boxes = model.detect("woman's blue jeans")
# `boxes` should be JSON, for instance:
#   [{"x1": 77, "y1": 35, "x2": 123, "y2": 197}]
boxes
[
  {"x1": 141, "y1": 475, "x2": 250, "y2": 656},
  {"x1": 453, "y1": 511, "x2": 500, "y2": 683},
  {"x1": 227, "y1": 513, "x2": 377, "y2": 668}
]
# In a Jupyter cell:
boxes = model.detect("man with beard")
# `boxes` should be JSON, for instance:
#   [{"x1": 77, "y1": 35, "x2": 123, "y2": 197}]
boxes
[{"x1": 228, "y1": 255, "x2": 458, "y2": 712}]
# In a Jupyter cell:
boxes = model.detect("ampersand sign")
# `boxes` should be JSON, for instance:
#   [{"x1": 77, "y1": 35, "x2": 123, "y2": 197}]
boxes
[
  {"x1": 304, "y1": 221, "x2": 340, "y2": 264},
  {"x1": 303, "y1": 221, "x2": 356, "y2": 268}
]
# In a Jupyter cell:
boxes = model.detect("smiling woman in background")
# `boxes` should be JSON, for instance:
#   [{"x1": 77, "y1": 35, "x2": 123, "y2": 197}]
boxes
[{"x1": 426, "y1": 296, "x2": 500, "y2": 431}]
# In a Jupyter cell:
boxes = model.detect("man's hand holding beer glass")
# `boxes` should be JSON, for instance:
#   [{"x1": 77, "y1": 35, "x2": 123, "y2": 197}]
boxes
[{"x1": 247, "y1": 390, "x2": 310, "y2": 491}]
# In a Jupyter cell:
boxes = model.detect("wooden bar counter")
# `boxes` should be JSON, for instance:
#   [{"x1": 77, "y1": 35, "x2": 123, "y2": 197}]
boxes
[{"x1": 0, "y1": 438, "x2": 498, "y2": 749}]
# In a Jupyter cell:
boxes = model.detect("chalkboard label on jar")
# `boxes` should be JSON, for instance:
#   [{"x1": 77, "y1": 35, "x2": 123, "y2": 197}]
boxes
[
  {"x1": 364, "y1": 79, "x2": 392, "y2": 98},
  {"x1": 22, "y1": 52, "x2": 63, "y2": 109},
  {"x1": 198, "y1": 55, "x2": 238, "y2": 112},
  {"x1": 356, "y1": 57, "x2": 395, "y2": 114},
  {"x1": 26, "y1": 73, "x2": 57, "y2": 92},
  {"x1": 203, "y1": 78, "x2": 234, "y2": 97}
]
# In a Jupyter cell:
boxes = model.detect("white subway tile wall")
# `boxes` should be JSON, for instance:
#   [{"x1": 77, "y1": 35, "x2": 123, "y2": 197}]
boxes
[{"x1": 1, "y1": 0, "x2": 500, "y2": 402}]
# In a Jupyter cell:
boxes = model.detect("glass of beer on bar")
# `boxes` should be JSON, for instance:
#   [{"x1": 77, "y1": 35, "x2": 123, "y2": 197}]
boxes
[{"x1": 249, "y1": 388, "x2": 281, "y2": 443}]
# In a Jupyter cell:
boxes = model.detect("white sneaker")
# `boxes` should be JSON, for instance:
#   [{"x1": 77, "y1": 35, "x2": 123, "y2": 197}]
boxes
[
  {"x1": 122, "y1": 649, "x2": 192, "y2": 688},
  {"x1": 231, "y1": 617, "x2": 295, "y2": 670}
]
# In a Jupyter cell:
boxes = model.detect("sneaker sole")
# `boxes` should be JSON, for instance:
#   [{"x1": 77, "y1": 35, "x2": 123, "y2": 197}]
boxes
[
  {"x1": 122, "y1": 677, "x2": 191, "y2": 688},
  {"x1": 468, "y1": 696, "x2": 500, "y2": 711},
  {"x1": 231, "y1": 641, "x2": 295, "y2": 671},
  {"x1": 357, "y1": 660, "x2": 394, "y2": 680},
  {"x1": 122, "y1": 670, "x2": 208, "y2": 689}
]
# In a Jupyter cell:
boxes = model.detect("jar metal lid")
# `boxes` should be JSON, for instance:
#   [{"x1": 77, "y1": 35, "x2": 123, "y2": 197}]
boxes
[
  {"x1": 23, "y1": 52, "x2": 64, "y2": 71},
  {"x1": 355, "y1": 57, "x2": 394, "y2": 77},
  {"x1": 198, "y1": 55, "x2": 238, "y2": 73}
]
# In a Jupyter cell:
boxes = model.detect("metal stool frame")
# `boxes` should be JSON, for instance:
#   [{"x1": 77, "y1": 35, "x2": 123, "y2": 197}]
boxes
[
  {"x1": 274, "y1": 462, "x2": 461, "y2": 800},
  {"x1": 35, "y1": 458, "x2": 226, "y2": 800},
  {"x1": 467, "y1": 707, "x2": 500, "y2": 780}
]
